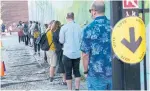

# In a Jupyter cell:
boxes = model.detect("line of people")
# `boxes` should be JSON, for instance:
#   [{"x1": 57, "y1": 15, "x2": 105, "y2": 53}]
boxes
[
  {"x1": 17, "y1": 21, "x2": 41, "y2": 55},
  {"x1": 41, "y1": 13, "x2": 81, "y2": 90},
  {"x1": 53, "y1": 1, "x2": 112, "y2": 90},
  {"x1": 17, "y1": 1, "x2": 112, "y2": 90}
]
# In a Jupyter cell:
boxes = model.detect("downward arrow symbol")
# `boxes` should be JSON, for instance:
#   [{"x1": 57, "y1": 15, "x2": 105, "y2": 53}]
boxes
[{"x1": 121, "y1": 27, "x2": 142, "y2": 53}]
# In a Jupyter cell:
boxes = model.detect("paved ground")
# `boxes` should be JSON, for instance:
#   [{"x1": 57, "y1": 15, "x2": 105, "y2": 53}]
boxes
[{"x1": 1, "y1": 33, "x2": 87, "y2": 90}]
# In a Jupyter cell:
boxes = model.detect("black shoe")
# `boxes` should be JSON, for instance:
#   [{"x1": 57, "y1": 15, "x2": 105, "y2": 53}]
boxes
[
  {"x1": 75, "y1": 89, "x2": 79, "y2": 91},
  {"x1": 38, "y1": 52, "x2": 40, "y2": 56},
  {"x1": 50, "y1": 77, "x2": 53, "y2": 82}
]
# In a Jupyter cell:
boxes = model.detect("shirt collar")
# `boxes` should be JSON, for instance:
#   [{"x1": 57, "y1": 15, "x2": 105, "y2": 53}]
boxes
[
  {"x1": 67, "y1": 21, "x2": 75, "y2": 24},
  {"x1": 95, "y1": 16, "x2": 106, "y2": 20}
]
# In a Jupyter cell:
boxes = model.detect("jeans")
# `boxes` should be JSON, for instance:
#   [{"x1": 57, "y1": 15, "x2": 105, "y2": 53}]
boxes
[
  {"x1": 24, "y1": 35, "x2": 29, "y2": 45},
  {"x1": 33, "y1": 38, "x2": 40, "y2": 53},
  {"x1": 18, "y1": 36, "x2": 24, "y2": 43},
  {"x1": 19, "y1": 36, "x2": 21, "y2": 43}
]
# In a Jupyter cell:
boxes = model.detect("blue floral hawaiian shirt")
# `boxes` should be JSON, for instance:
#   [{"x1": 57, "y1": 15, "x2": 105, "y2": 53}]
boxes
[{"x1": 80, "y1": 16, "x2": 112, "y2": 90}]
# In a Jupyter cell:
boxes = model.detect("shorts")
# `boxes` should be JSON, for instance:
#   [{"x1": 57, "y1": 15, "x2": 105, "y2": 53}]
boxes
[
  {"x1": 87, "y1": 76, "x2": 112, "y2": 90},
  {"x1": 46, "y1": 50, "x2": 57, "y2": 67},
  {"x1": 62, "y1": 55, "x2": 81, "y2": 80}
]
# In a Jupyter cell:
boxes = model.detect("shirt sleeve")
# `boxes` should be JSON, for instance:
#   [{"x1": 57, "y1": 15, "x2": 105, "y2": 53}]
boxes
[
  {"x1": 78, "y1": 25, "x2": 82, "y2": 44},
  {"x1": 59, "y1": 26, "x2": 65, "y2": 44},
  {"x1": 80, "y1": 27, "x2": 91, "y2": 54}
]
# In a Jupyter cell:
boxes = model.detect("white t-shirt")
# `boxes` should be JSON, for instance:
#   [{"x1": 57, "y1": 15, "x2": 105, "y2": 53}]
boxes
[{"x1": 30, "y1": 23, "x2": 36, "y2": 35}]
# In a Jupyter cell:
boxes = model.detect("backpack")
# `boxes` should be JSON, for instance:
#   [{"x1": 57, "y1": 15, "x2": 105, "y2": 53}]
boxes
[{"x1": 38, "y1": 31, "x2": 53, "y2": 51}]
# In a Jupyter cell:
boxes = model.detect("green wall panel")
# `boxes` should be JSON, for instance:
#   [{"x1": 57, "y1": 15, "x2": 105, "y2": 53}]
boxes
[{"x1": 45, "y1": 1, "x2": 110, "y2": 26}]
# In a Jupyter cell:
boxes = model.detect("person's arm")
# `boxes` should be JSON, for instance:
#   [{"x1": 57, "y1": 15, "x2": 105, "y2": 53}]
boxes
[
  {"x1": 80, "y1": 27, "x2": 91, "y2": 75},
  {"x1": 59, "y1": 26, "x2": 65, "y2": 44},
  {"x1": 82, "y1": 52, "x2": 89, "y2": 73}
]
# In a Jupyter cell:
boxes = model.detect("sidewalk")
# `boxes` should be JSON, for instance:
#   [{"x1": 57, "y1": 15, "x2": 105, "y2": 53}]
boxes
[
  {"x1": 1, "y1": 33, "x2": 87, "y2": 90},
  {"x1": 27, "y1": 44, "x2": 88, "y2": 90}
]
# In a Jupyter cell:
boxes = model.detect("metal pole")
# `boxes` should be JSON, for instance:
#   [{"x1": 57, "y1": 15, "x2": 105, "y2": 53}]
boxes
[
  {"x1": 111, "y1": 1, "x2": 141, "y2": 90},
  {"x1": 110, "y1": 1, "x2": 124, "y2": 90}
]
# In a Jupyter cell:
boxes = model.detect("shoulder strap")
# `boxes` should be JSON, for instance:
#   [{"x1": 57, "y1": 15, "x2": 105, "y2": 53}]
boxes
[{"x1": 49, "y1": 41, "x2": 53, "y2": 47}]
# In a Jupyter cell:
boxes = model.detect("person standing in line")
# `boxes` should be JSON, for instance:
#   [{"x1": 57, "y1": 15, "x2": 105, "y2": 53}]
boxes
[
  {"x1": 46, "y1": 20, "x2": 57, "y2": 82},
  {"x1": 30, "y1": 21, "x2": 36, "y2": 47},
  {"x1": 80, "y1": 1, "x2": 112, "y2": 90},
  {"x1": 23, "y1": 22, "x2": 29, "y2": 46},
  {"x1": 38, "y1": 22, "x2": 42, "y2": 33},
  {"x1": 17, "y1": 21, "x2": 24, "y2": 43},
  {"x1": 52, "y1": 21, "x2": 66, "y2": 85},
  {"x1": 59, "y1": 12, "x2": 81, "y2": 90},
  {"x1": 28, "y1": 21, "x2": 32, "y2": 46},
  {"x1": 22, "y1": 22, "x2": 25, "y2": 42},
  {"x1": 33, "y1": 22, "x2": 40, "y2": 55},
  {"x1": 8, "y1": 25, "x2": 12, "y2": 35}
]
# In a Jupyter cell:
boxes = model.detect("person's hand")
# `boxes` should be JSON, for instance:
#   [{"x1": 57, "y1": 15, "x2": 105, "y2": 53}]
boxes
[{"x1": 84, "y1": 74, "x2": 88, "y2": 78}]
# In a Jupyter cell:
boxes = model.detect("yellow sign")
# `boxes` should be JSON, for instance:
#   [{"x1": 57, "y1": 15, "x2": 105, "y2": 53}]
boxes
[{"x1": 112, "y1": 16, "x2": 146, "y2": 64}]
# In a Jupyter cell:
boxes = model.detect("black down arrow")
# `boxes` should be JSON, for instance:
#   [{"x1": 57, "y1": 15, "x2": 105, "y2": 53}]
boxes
[{"x1": 121, "y1": 27, "x2": 142, "y2": 53}]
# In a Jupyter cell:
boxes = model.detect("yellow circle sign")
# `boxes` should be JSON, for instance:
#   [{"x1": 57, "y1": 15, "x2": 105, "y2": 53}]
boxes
[{"x1": 112, "y1": 16, "x2": 146, "y2": 64}]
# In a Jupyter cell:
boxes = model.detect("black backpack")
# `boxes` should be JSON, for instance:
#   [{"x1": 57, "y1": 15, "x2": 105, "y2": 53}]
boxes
[{"x1": 39, "y1": 32, "x2": 53, "y2": 51}]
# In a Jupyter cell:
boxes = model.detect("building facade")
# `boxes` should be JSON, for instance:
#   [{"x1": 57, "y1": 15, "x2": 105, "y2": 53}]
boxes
[{"x1": 1, "y1": 1, "x2": 28, "y2": 29}]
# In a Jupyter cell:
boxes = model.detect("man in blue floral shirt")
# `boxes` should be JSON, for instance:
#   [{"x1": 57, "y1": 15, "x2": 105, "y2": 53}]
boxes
[{"x1": 80, "y1": 1, "x2": 112, "y2": 90}]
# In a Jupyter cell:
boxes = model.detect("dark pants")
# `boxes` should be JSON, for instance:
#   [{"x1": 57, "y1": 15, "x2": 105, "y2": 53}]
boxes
[
  {"x1": 28, "y1": 33, "x2": 32, "y2": 46},
  {"x1": 19, "y1": 36, "x2": 21, "y2": 43},
  {"x1": 24, "y1": 35, "x2": 29, "y2": 45},
  {"x1": 33, "y1": 38, "x2": 40, "y2": 53},
  {"x1": 2, "y1": 29, "x2": 5, "y2": 32},
  {"x1": 44, "y1": 51, "x2": 47, "y2": 61},
  {"x1": 56, "y1": 50, "x2": 65, "y2": 73},
  {"x1": 22, "y1": 35, "x2": 25, "y2": 42},
  {"x1": 18, "y1": 36, "x2": 24, "y2": 43},
  {"x1": 62, "y1": 55, "x2": 81, "y2": 80},
  {"x1": 28, "y1": 37, "x2": 31, "y2": 46}
]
